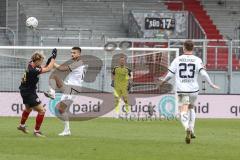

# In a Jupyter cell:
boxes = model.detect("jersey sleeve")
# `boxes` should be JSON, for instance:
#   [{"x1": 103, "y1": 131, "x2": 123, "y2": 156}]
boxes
[
  {"x1": 168, "y1": 58, "x2": 177, "y2": 74},
  {"x1": 112, "y1": 66, "x2": 117, "y2": 75},
  {"x1": 68, "y1": 60, "x2": 83, "y2": 72}
]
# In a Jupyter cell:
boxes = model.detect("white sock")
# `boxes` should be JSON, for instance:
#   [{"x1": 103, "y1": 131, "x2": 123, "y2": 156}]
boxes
[
  {"x1": 64, "y1": 121, "x2": 70, "y2": 131},
  {"x1": 188, "y1": 109, "x2": 196, "y2": 133},
  {"x1": 180, "y1": 111, "x2": 189, "y2": 131},
  {"x1": 62, "y1": 112, "x2": 70, "y2": 131}
]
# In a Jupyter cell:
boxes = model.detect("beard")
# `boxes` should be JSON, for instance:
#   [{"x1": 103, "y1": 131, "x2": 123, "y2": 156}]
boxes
[{"x1": 72, "y1": 55, "x2": 80, "y2": 61}]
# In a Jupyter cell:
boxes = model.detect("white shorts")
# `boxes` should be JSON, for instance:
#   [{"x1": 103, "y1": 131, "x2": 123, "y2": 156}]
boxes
[
  {"x1": 59, "y1": 82, "x2": 80, "y2": 106},
  {"x1": 177, "y1": 92, "x2": 198, "y2": 106}
]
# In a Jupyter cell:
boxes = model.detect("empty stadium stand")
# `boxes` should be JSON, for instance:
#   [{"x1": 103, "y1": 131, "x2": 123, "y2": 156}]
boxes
[
  {"x1": 4, "y1": 0, "x2": 168, "y2": 46},
  {"x1": 202, "y1": 0, "x2": 240, "y2": 40},
  {"x1": 166, "y1": 0, "x2": 223, "y2": 39},
  {"x1": 165, "y1": 0, "x2": 240, "y2": 70}
]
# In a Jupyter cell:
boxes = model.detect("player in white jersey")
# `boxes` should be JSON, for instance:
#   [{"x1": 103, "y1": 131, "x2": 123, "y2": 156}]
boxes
[
  {"x1": 160, "y1": 40, "x2": 220, "y2": 144},
  {"x1": 44, "y1": 47, "x2": 87, "y2": 136}
]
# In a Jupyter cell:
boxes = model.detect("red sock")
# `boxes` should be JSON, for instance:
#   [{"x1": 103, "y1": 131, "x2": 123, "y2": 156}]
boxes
[
  {"x1": 35, "y1": 113, "x2": 45, "y2": 131},
  {"x1": 20, "y1": 110, "x2": 31, "y2": 125}
]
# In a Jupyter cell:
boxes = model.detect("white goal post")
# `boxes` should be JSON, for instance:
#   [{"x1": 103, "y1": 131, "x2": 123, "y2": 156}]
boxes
[{"x1": 0, "y1": 46, "x2": 179, "y2": 53}]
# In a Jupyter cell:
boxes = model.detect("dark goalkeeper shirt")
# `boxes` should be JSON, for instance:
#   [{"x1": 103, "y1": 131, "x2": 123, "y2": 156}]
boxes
[{"x1": 19, "y1": 62, "x2": 42, "y2": 93}]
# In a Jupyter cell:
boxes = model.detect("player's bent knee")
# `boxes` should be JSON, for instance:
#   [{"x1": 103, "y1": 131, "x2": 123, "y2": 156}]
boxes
[
  {"x1": 33, "y1": 104, "x2": 46, "y2": 114},
  {"x1": 180, "y1": 104, "x2": 189, "y2": 112},
  {"x1": 38, "y1": 108, "x2": 46, "y2": 115},
  {"x1": 58, "y1": 108, "x2": 65, "y2": 114},
  {"x1": 40, "y1": 107, "x2": 46, "y2": 113},
  {"x1": 25, "y1": 108, "x2": 32, "y2": 113},
  {"x1": 56, "y1": 102, "x2": 67, "y2": 114}
]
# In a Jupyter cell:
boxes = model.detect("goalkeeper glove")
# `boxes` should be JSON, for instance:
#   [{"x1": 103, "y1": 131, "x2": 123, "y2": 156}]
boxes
[
  {"x1": 45, "y1": 56, "x2": 53, "y2": 66},
  {"x1": 52, "y1": 48, "x2": 57, "y2": 59}
]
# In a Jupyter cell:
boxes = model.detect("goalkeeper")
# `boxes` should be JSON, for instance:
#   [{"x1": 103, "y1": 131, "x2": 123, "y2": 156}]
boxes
[{"x1": 111, "y1": 55, "x2": 132, "y2": 118}]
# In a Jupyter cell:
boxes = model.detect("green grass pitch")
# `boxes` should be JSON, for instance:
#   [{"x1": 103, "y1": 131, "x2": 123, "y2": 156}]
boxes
[{"x1": 0, "y1": 117, "x2": 239, "y2": 160}]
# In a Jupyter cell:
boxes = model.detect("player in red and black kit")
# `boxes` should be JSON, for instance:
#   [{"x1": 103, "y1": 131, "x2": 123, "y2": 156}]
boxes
[{"x1": 17, "y1": 49, "x2": 57, "y2": 137}]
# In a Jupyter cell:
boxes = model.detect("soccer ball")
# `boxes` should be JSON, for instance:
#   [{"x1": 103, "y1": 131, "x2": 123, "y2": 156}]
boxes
[{"x1": 26, "y1": 17, "x2": 38, "y2": 28}]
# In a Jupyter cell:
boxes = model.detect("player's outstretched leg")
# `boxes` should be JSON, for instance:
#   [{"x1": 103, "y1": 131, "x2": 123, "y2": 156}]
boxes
[
  {"x1": 44, "y1": 75, "x2": 64, "y2": 99},
  {"x1": 33, "y1": 104, "x2": 46, "y2": 137},
  {"x1": 44, "y1": 78, "x2": 56, "y2": 99},
  {"x1": 17, "y1": 106, "x2": 32, "y2": 134}
]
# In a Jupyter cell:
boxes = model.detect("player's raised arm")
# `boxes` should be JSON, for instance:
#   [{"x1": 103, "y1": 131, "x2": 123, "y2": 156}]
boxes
[
  {"x1": 41, "y1": 59, "x2": 55, "y2": 73},
  {"x1": 55, "y1": 59, "x2": 83, "y2": 72},
  {"x1": 45, "y1": 48, "x2": 72, "y2": 72},
  {"x1": 55, "y1": 47, "x2": 83, "y2": 72},
  {"x1": 161, "y1": 71, "x2": 175, "y2": 83},
  {"x1": 54, "y1": 63, "x2": 69, "y2": 71},
  {"x1": 41, "y1": 48, "x2": 57, "y2": 73}
]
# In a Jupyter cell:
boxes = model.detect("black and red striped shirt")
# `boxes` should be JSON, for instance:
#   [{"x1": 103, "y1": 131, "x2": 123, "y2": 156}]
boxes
[{"x1": 19, "y1": 62, "x2": 42, "y2": 92}]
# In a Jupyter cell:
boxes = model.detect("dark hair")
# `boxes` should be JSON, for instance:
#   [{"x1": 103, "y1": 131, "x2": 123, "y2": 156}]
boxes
[
  {"x1": 183, "y1": 40, "x2": 194, "y2": 51},
  {"x1": 72, "y1": 47, "x2": 81, "y2": 53}
]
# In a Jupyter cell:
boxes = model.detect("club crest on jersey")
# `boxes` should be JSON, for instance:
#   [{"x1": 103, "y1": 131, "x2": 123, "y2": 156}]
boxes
[
  {"x1": 36, "y1": 68, "x2": 41, "y2": 72},
  {"x1": 36, "y1": 98, "x2": 40, "y2": 102}
]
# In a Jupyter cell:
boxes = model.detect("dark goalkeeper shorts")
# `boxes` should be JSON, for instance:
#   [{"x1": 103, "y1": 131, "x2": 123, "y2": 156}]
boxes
[{"x1": 20, "y1": 91, "x2": 41, "y2": 107}]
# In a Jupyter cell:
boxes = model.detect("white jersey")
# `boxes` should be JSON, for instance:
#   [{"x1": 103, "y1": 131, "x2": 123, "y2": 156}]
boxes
[
  {"x1": 168, "y1": 54, "x2": 204, "y2": 93},
  {"x1": 64, "y1": 60, "x2": 88, "y2": 86}
]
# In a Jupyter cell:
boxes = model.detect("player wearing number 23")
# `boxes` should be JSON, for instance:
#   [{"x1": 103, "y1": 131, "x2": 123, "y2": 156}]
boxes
[{"x1": 160, "y1": 40, "x2": 219, "y2": 144}]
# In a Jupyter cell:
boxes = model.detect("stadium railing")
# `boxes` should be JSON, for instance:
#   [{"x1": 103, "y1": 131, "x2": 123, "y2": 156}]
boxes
[
  {"x1": 0, "y1": 27, "x2": 15, "y2": 46},
  {"x1": 188, "y1": 12, "x2": 206, "y2": 39}
]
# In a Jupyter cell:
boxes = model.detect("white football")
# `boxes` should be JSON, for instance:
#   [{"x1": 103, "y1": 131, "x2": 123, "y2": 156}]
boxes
[{"x1": 26, "y1": 17, "x2": 38, "y2": 28}]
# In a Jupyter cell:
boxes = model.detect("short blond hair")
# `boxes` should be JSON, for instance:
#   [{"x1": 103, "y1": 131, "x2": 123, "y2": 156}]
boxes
[{"x1": 31, "y1": 51, "x2": 45, "y2": 62}]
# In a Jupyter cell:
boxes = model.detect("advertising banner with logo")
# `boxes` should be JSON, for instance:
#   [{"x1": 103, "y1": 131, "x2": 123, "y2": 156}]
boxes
[{"x1": 0, "y1": 92, "x2": 239, "y2": 119}]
